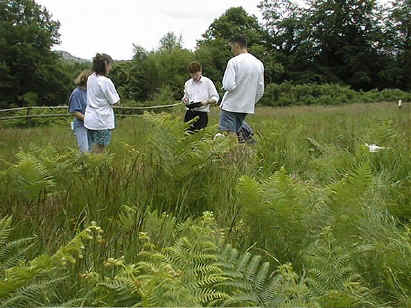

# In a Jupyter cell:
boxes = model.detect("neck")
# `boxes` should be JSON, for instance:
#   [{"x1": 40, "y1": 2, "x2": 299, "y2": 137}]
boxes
[{"x1": 238, "y1": 49, "x2": 248, "y2": 55}]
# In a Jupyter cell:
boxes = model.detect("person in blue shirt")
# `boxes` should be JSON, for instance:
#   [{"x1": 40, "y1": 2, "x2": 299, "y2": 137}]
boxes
[{"x1": 69, "y1": 70, "x2": 92, "y2": 153}]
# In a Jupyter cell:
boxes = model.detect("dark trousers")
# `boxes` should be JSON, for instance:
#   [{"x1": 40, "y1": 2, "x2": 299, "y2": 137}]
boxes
[{"x1": 184, "y1": 110, "x2": 208, "y2": 133}]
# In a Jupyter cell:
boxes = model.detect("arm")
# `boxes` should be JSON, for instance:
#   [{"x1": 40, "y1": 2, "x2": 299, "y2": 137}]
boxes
[
  {"x1": 71, "y1": 111, "x2": 84, "y2": 121},
  {"x1": 104, "y1": 79, "x2": 120, "y2": 105},
  {"x1": 255, "y1": 64, "x2": 265, "y2": 103},
  {"x1": 68, "y1": 91, "x2": 84, "y2": 120},
  {"x1": 204, "y1": 79, "x2": 220, "y2": 105},
  {"x1": 222, "y1": 60, "x2": 236, "y2": 92},
  {"x1": 182, "y1": 82, "x2": 189, "y2": 104}
]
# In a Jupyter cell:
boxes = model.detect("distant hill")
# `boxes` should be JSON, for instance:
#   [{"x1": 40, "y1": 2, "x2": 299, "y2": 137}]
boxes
[{"x1": 55, "y1": 50, "x2": 90, "y2": 64}]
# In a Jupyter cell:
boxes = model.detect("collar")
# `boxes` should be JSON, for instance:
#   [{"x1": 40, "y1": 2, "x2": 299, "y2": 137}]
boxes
[{"x1": 192, "y1": 76, "x2": 203, "y2": 84}]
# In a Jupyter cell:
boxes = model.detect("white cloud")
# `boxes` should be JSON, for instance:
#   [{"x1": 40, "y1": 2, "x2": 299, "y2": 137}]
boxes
[{"x1": 34, "y1": 0, "x2": 262, "y2": 60}]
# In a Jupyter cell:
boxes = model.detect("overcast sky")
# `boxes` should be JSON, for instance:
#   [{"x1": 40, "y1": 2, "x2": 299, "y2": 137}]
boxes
[{"x1": 34, "y1": 0, "x2": 262, "y2": 60}]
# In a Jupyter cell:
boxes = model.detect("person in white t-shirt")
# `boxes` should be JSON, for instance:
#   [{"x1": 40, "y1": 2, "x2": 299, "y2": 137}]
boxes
[
  {"x1": 84, "y1": 53, "x2": 120, "y2": 153},
  {"x1": 182, "y1": 61, "x2": 219, "y2": 133},
  {"x1": 219, "y1": 36, "x2": 264, "y2": 142}
]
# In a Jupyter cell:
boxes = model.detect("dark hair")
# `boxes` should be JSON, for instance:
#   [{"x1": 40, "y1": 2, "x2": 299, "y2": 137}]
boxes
[
  {"x1": 92, "y1": 53, "x2": 113, "y2": 75},
  {"x1": 188, "y1": 61, "x2": 202, "y2": 73},
  {"x1": 230, "y1": 35, "x2": 248, "y2": 49}
]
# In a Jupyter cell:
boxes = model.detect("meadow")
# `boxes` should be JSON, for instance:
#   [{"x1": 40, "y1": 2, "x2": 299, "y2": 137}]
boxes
[{"x1": 0, "y1": 102, "x2": 410, "y2": 307}]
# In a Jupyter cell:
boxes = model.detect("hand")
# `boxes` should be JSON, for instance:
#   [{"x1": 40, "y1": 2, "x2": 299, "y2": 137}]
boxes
[{"x1": 183, "y1": 97, "x2": 189, "y2": 104}]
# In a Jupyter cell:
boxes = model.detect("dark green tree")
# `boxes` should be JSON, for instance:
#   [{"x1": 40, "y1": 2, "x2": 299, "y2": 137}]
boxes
[
  {"x1": 258, "y1": 0, "x2": 318, "y2": 83},
  {"x1": 385, "y1": 0, "x2": 411, "y2": 89},
  {"x1": 307, "y1": 0, "x2": 387, "y2": 89},
  {"x1": 0, "y1": 0, "x2": 71, "y2": 108}
]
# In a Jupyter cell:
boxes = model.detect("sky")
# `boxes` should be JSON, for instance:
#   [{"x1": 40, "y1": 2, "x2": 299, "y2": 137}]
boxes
[{"x1": 34, "y1": 0, "x2": 262, "y2": 60}]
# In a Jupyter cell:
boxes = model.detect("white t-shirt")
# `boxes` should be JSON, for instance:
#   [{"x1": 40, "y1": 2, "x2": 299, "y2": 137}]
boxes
[
  {"x1": 221, "y1": 53, "x2": 264, "y2": 114},
  {"x1": 84, "y1": 73, "x2": 120, "y2": 130},
  {"x1": 182, "y1": 76, "x2": 219, "y2": 112}
]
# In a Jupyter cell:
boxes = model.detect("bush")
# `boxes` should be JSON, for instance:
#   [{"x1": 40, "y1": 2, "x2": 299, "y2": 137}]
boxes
[{"x1": 259, "y1": 82, "x2": 411, "y2": 107}]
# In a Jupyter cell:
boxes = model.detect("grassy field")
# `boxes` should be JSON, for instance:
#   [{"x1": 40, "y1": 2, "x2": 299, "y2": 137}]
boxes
[{"x1": 0, "y1": 102, "x2": 410, "y2": 307}]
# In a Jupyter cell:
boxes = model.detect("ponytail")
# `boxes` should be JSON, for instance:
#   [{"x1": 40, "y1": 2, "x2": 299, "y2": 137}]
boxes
[{"x1": 92, "y1": 53, "x2": 113, "y2": 75}]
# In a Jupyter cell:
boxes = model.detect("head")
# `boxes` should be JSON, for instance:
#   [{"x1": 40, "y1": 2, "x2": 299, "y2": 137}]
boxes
[
  {"x1": 229, "y1": 36, "x2": 248, "y2": 56},
  {"x1": 92, "y1": 53, "x2": 114, "y2": 75},
  {"x1": 74, "y1": 70, "x2": 92, "y2": 88},
  {"x1": 188, "y1": 61, "x2": 202, "y2": 82}
]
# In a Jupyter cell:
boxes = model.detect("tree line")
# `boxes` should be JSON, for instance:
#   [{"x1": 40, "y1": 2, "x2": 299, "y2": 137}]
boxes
[{"x1": 0, "y1": 0, "x2": 409, "y2": 109}]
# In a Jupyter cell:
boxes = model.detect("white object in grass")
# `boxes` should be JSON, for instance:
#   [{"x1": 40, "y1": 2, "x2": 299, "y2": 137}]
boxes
[
  {"x1": 70, "y1": 121, "x2": 74, "y2": 131},
  {"x1": 398, "y1": 100, "x2": 402, "y2": 108},
  {"x1": 365, "y1": 143, "x2": 386, "y2": 152},
  {"x1": 214, "y1": 133, "x2": 225, "y2": 140}
]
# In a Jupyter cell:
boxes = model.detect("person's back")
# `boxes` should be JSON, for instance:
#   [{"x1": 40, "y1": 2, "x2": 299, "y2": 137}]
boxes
[
  {"x1": 87, "y1": 73, "x2": 112, "y2": 109},
  {"x1": 218, "y1": 36, "x2": 264, "y2": 138},
  {"x1": 84, "y1": 53, "x2": 120, "y2": 153},
  {"x1": 221, "y1": 53, "x2": 264, "y2": 114}
]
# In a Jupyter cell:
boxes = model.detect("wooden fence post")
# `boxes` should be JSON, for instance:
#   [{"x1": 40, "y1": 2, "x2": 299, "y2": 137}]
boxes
[{"x1": 26, "y1": 107, "x2": 32, "y2": 126}]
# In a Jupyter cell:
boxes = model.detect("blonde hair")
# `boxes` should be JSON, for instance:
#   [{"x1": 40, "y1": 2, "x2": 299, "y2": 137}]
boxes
[{"x1": 74, "y1": 70, "x2": 92, "y2": 87}]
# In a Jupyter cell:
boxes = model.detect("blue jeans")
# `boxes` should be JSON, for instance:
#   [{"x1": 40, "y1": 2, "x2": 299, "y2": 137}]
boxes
[
  {"x1": 219, "y1": 109, "x2": 247, "y2": 133},
  {"x1": 74, "y1": 126, "x2": 92, "y2": 153}
]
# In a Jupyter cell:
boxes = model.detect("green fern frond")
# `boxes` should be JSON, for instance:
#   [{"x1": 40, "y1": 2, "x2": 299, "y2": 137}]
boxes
[
  {"x1": 0, "y1": 217, "x2": 12, "y2": 247},
  {"x1": 0, "y1": 222, "x2": 103, "y2": 299}
]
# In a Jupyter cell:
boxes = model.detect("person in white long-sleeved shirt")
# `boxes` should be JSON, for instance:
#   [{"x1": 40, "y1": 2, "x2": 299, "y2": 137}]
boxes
[
  {"x1": 219, "y1": 36, "x2": 264, "y2": 140},
  {"x1": 182, "y1": 61, "x2": 219, "y2": 133}
]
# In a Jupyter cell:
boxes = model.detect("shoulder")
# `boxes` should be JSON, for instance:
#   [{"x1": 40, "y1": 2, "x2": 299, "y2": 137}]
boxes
[
  {"x1": 227, "y1": 57, "x2": 238, "y2": 65},
  {"x1": 201, "y1": 76, "x2": 211, "y2": 83},
  {"x1": 87, "y1": 73, "x2": 97, "y2": 82},
  {"x1": 71, "y1": 87, "x2": 84, "y2": 98},
  {"x1": 202, "y1": 76, "x2": 215, "y2": 86},
  {"x1": 71, "y1": 87, "x2": 80, "y2": 95},
  {"x1": 185, "y1": 79, "x2": 193, "y2": 87},
  {"x1": 249, "y1": 54, "x2": 264, "y2": 66},
  {"x1": 99, "y1": 75, "x2": 115, "y2": 88}
]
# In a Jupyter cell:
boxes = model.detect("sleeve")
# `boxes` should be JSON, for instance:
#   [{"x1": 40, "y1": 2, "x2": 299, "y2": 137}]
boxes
[
  {"x1": 182, "y1": 81, "x2": 190, "y2": 102},
  {"x1": 69, "y1": 90, "x2": 82, "y2": 113},
  {"x1": 104, "y1": 78, "x2": 120, "y2": 105},
  {"x1": 255, "y1": 63, "x2": 265, "y2": 103},
  {"x1": 222, "y1": 60, "x2": 237, "y2": 92},
  {"x1": 208, "y1": 79, "x2": 220, "y2": 103}
]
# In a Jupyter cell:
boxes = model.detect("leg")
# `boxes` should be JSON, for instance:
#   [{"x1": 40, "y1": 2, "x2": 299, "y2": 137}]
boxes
[
  {"x1": 240, "y1": 121, "x2": 256, "y2": 144},
  {"x1": 185, "y1": 110, "x2": 203, "y2": 133},
  {"x1": 193, "y1": 111, "x2": 208, "y2": 130},
  {"x1": 74, "y1": 126, "x2": 91, "y2": 153},
  {"x1": 94, "y1": 144, "x2": 105, "y2": 154},
  {"x1": 90, "y1": 129, "x2": 111, "y2": 153},
  {"x1": 86, "y1": 129, "x2": 93, "y2": 152},
  {"x1": 219, "y1": 110, "x2": 247, "y2": 143},
  {"x1": 235, "y1": 114, "x2": 247, "y2": 143},
  {"x1": 219, "y1": 110, "x2": 237, "y2": 134}
]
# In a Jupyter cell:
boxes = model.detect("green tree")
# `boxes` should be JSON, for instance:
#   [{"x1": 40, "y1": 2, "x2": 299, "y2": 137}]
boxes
[
  {"x1": 258, "y1": 0, "x2": 318, "y2": 83},
  {"x1": 197, "y1": 7, "x2": 280, "y2": 85},
  {"x1": 159, "y1": 32, "x2": 183, "y2": 51},
  {"x1": 307, "y1": 0, "x2": 387, "y2": 89},
  {"x1": 385, "y1": 0, "x2": 411, "y2": 89},
  {"x1": 0, "y1": 0, "x2": 72, "y2": 108},
  {"x1": 111, "y1": 40, "x2": 194, "y2": 102},
  {"x1": 259, "y1": 0, "x2": 397, "y2": 89},
  {"x1": 200, "y1": 7, "x2": 264, "y2": 45}
]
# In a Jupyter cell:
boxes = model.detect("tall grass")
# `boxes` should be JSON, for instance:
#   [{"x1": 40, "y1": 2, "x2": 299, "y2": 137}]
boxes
[{"x1": 0, "y1": 102, "x2": 410, "y2": 307}]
